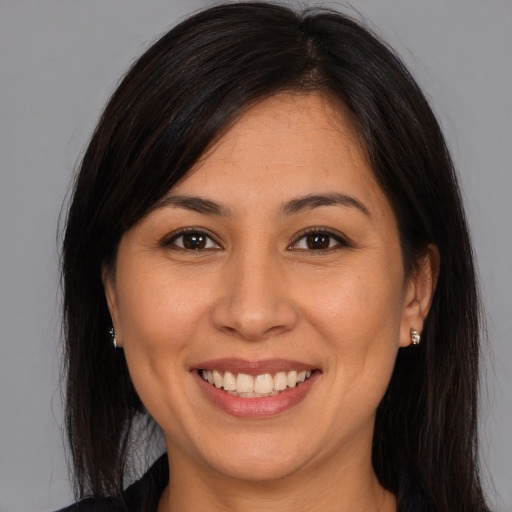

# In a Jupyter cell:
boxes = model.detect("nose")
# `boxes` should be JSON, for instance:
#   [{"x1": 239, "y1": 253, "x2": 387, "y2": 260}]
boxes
[{"x1": 211, "y1": 249, "x2": 298, "y2": 342}]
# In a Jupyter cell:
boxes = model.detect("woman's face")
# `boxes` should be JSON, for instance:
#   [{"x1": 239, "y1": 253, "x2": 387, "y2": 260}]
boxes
[{"x1": 105, "y1": 93, "x2": 431, "y2": 484}]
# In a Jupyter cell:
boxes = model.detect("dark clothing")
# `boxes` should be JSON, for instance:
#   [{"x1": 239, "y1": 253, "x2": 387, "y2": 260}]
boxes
[{"x1": 56, "y1": 454, "x2": 168, "y2": 512}]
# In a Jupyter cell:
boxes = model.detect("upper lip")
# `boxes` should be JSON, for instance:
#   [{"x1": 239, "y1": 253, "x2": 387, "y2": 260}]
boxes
[{"x1": 193, "y1": 358, "x2": 318, "y2": 375}]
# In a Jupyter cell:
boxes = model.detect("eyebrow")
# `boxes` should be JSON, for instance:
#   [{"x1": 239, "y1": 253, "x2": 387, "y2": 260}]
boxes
[
  {"x1": 280, "y1": 193, "x2": 371, "y2": 218},
  {"x1": 154, "y1": 195, "x2": 231, "y2": 216},
  {"x1": 154, "y1": 192, "x2": 370, "y2": 218}
]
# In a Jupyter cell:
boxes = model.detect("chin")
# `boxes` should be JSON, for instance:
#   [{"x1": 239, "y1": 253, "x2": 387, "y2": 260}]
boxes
[
  {"x1": 211, "y1": 451, "x2": 307, "y2": 482},
  {"x1": 194, "y1": 430, "x2": 316, "y2": 482}
]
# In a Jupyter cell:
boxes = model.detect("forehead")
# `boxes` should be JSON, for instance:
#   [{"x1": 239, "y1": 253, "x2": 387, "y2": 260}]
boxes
[{"x1": 170, "y1": 92, "x2": 388, "y2": 219}]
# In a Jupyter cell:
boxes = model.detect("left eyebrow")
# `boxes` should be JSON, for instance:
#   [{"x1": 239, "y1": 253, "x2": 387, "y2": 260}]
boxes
[
  {"x1": 153, "y1": 195, "x2": 231, "y2": 216},
  {"x1": 280, "y1": 193, "x2": 371, "y2": 218}
]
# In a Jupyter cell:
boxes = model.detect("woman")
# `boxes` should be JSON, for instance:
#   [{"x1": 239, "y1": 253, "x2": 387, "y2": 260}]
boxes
[{"x1": 60, "y1": 2, "x2": 489, "y2": 511}]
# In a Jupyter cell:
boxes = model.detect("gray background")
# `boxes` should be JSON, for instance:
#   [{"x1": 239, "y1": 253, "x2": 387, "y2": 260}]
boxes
[{"x1": 1, "y1": 1, "x2": 510, "y2": 511}]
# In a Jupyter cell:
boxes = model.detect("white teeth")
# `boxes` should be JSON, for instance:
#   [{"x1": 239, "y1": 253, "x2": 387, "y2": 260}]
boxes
[
  {"x1": 236, "y1": 373, "x2": 254, "y2": 393},
  {"x1": 254, "y1": 374, "x2": 274, "y2": 394},
  {"x1": 213, "y1": 370, "x2": 223, "y2": 388},
  {"x1": 274, "y1": 372, "x2": 288, "y2": 391},
  {"x1": 223, "y1": 371, "x2": 236, "y2": 391},
  {"x1": 287, "y1": 370, "x2": 297, "y2": 388},
  {"x1": 201, "y1": 368, "x2": 314, "y2": 396}
]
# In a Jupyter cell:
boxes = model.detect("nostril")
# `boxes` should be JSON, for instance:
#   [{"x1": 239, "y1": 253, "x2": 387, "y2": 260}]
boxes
[
  {"x1": 212, "y1": 304, "x2": 299, "y2": 342},
  {"x1": 210, "y1": 278, "x2": 299, "y2": 341}
]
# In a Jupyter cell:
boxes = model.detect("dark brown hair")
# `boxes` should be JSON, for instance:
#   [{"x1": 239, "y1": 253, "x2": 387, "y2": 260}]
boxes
[{"x1": 62, "y1": 3, "x2": 488, "y2": 511}]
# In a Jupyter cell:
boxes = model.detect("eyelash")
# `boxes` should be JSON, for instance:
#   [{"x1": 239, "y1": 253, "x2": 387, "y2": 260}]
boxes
[
  {"x1": 288, "y1": 227, "x2": 352, "y2": 253},
  {"x1": 161, "y1": 228, "x2": 221, "y2": 251},
  {"x1": 161, "y1": 227, "x2": 352, "y2": 253}
]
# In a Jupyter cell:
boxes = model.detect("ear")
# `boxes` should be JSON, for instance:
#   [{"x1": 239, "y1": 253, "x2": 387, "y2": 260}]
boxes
[
  {"x1": 399, "y1": 244, "x2": 440, "y2": 347},
  {"x1": 102, "y1": 266, "x2": 122, "y2": 347}
]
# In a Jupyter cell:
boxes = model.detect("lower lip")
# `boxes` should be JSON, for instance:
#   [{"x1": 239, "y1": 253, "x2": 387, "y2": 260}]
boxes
[{"x1": 193, "y1": 370, "x2": 320, "y2": 418}]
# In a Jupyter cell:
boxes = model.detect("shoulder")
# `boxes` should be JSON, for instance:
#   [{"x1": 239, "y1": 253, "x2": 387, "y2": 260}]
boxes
[
  {"x1": 55, "y1": 497, "x2": 118, "y2": 512},
  {"x1": 55, "y1": 454, "x2": 169, "y2": 512}
]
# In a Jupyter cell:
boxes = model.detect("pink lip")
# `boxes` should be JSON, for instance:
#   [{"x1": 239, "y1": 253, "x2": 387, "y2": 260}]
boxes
[
  {"x1": 192, "y1": 364, "x2": 321, "y2": 419},
  {"x1": 193, "y1": 357, "x2": 316, "y2": 376}
]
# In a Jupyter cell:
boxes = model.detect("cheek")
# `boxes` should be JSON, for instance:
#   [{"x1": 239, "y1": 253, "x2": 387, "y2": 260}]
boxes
[
  {"x1": 113, "y1": 259, "x2": 213, "y2": 403},
  {"x1": 301, "y1": 262, "x2": 404, "y2": 339},
  {"x1": 114, "y1": 271, "x2": 211, "y2": 434},
  {"x1": 117, "y1": 259, "x2": 210, "y2": 346},
  {"x1": 297, "y1": 259, "x2": 404, "y2": 393}
]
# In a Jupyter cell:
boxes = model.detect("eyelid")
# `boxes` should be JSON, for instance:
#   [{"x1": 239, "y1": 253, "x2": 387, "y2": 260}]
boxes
[
  {"x1": 160, "y1": 227, "x2": 223, "y2": 250},
  {"x1": 160, "y1": 226, "x2": 351, "y2": 252},
  {"x1": 288, "y1": 226, "x2": 353, "y2": 252}
]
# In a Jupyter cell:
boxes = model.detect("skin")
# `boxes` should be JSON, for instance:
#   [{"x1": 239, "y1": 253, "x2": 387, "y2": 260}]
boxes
[{"x1": 104, "y1": 93, "x2": 438, "y2": 512}]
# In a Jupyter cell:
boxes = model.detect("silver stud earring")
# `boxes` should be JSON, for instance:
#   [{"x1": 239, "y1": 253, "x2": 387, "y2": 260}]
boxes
[
  {"x1": 109, "y1": 327, "x2": 119, "y2": 348},
  {"x1": 410, "y1": 328, "x2": 421, "y2": 345}
]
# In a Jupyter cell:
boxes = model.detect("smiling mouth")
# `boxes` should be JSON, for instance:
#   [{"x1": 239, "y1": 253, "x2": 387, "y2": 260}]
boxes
[{"x1": 199, "y1": 369, "x2": 315, "y2": 398}]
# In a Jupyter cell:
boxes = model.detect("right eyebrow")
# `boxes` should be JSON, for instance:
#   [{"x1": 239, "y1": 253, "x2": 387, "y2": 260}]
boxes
[
  {"x1": 153, "y1": 195, "x2": 231, "y2": 216},
  {"x1": 280, "y1": 192, "x2": 371, "y2": 218}
]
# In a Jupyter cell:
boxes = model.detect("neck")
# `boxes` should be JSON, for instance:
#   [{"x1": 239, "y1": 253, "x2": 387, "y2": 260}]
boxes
[{"x1": 158, "y1": 441, "x2": 396, "y2": 512}]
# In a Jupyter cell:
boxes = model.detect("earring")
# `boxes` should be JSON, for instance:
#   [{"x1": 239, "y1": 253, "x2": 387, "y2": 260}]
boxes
[
  {"x1": 109, "y1": 327, "x2": 119, "y2": 348},
  {"x1": 410, "y1": 328, "x2": 421, "y2": 345}
]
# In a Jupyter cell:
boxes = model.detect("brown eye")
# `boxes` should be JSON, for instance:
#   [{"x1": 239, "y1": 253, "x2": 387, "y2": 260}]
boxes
[
  {"x1": 167, "y1": 230, "x2": 220, "y2": 250},
  {"x1": 182, "y1": 233, "x2": 207, "y2": 250},
  {"x1": 290, "y1": 229, "x2": 350, "y2": 252},
  {"x1": 305, "y1": 234, "x2": 331, "y2": 250}
]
